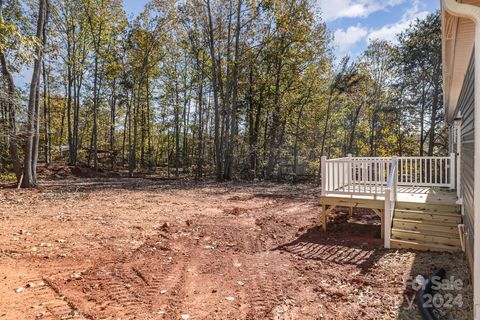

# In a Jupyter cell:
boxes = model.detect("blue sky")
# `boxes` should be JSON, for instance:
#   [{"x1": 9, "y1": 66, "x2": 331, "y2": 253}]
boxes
[
  {"x1": 122, "y1": 0, "x2": 440, "y2": 58},
  {"x1": 122, "y1": 0, "x2": 150, "y2": 18},
  {"x1": 318, "y1": 0, "x2": 440, "y2": 57}
]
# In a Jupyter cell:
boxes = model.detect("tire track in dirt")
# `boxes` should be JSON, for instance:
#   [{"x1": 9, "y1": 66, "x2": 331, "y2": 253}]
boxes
[
  {"x1": 90, "y1": 265, "x2": 145, "y2": 319},
  {"x1": 241, "y1": 253, "x2": 311, "y2": 320},
  {"x1": 45, "y1": 238, "x2": 190, "y2": 319},
  {"x1": 138, "y1": 254, "x2": 187, "y2": 317},
  {"x1": 44, "y1": 259, "x2": 141, "y2": 319},
  {"x1": 175, "y1": 246, "x2": 246, "y2": 319},
  {"x1": 0, "y1": 258, "x2": 89, "y2": 320},
  {"x1": 246, "y1": 272, "x2": 280, "y2": 319},
  {"x1": 40, "y1": 277, "x2": 91, "y2": 320},
  {"x1": 178, "y1": 201, "x2": 309, "y2": 319}
]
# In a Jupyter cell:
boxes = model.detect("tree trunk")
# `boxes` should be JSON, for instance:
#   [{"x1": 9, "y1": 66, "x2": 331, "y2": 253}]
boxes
[
  {"x1": 419, "y1": 79, "x2": 426, "y2": 156},
  {"x1": 293, "y1": 104, "x2": 305, "y2": 179},
  {"x1": 22, "y1": 0, "x2": 47, "y2": 188},
  {"x1": 67, "y1": 36, "x2": 74, "y2": 164},
  {"x1": 319, "y1": 93, "x2": 333, "y2": 158},
  {"x1": 224, "y1": 0, "x2": 242, "y2": 180},
  {"x1": 347, "y1": 104, "x2": 362, "y2": 154},
  {"x1": 247, "y1": 67, "x2": 256, "y2": 175},
  {"x1": 42, "y1": 59, "x2": 50, "y2": 165},
  {"x1": 428, "y1": 64, "x2": 441, "y2": 156},
  {"x1": 110, "y1": 80, "x2": 116, "y2": 162},
  {"x1": 92, "y1": 54, "x2": 99, "y2": 175},
  {"x1": 0, "y1": 0, "x2": 22, "y2": 182},
  {"x1": 0, "y1": 54, "x2": 22, "y2": 181},
  {"x1": 206, "y1": 0, "x2": 222, "y2": 180},
  {"x1": 174, "y1": 81, "x2": 180, "y2": 176},
  {"x1": 31, "y1": 0, "x2": 50, "y2": 184},
  {"x1": 72, "y1": 40, "x2": 87, "y2": 165},
  {"x1": 129, "y1": 83, "x2": 141, "y2": 177},
  {"x1": 146, "y1": 75, "x2": 152, "y2": 169},
  {"x1": 122, "y1": 91, "x2": 131, "y2": 166},
  {"x1": 32, "y1": 85, "x2": 41, "y2": 184},
  {"x1": 196, "y1": 55, "x2": 204, "y2": 179},
  {"x1": 266, "y1": 57, "x2": 283, "y2": 179}
]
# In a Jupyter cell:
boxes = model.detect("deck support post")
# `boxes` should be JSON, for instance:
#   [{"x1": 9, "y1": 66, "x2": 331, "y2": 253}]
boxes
[
  {"x1": 321, "y1": 205, "x2": 327, "y2": 231},
  {"x1": 381, "y1": 210, "x2": 384, "y2": 240},
  {"x1": 323, "y1": 206, "x2": 327, "y2": 231},
  {"x1": 321, "y1": 204, "x2": 336, "y2": 231},
  {"x1": 372, "y1": 208, "x2": 384, "y2": 240}
]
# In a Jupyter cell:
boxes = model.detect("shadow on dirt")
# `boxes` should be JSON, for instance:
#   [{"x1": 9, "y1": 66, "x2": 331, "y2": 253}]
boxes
[{"x1": 275, "y1": 216, "x2": 385, "y2": 275}]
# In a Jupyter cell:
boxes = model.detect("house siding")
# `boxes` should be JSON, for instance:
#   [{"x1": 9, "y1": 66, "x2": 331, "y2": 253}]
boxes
[{"x1": 454, "y1": 52, "x2": 475, "y2": 268}]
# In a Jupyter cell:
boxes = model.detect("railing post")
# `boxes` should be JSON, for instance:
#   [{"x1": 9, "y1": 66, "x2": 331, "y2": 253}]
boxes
[
  {"x1": 384, "y1": 188, "x2": 391, "y2": 249},
  {"x1": 321, "y1": 156, "x2": 327, "y2": 196},
  {"x1": 450, "y1": 152, "x2": 456, "y2": 191},
  {"x1": 347, "y1": 154, "x2": 352, "y2": 191},
  {"x1": 392, "y1": 156, "x2": 398, "y2": 191}
]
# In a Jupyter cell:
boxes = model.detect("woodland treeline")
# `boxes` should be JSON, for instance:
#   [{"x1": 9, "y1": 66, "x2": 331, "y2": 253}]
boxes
[{"x1": 0, "y1": 0, "x2": 444, "y2": 187}]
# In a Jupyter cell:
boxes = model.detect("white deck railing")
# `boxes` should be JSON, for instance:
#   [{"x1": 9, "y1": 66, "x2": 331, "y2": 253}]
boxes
[
  {"x1": 397, "y1": 156, "x2": 455, "y2": 187},
  {"x1": 320, "y1": 153, "x2": 456, "y2": 196},
  {"x1": 322, "y1": 157, "x2": 392, "y2": 196}
]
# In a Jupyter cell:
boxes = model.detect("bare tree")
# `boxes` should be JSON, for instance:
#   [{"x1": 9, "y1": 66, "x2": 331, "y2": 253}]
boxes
[
  {"x1": 22, "y1": 0, "x2": 48, "y2": 188},
  {"x1": 0, "y1": 0, "x2": 22, "y2": 182}
]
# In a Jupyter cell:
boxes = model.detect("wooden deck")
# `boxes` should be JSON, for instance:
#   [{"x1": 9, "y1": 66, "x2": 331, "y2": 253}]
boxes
[
  {"x1": 319, "y1": 186, "x2": 459, "y2": 240},
  {"x1": 319, "y1": 156, "x2": 461, "y2": 251}
]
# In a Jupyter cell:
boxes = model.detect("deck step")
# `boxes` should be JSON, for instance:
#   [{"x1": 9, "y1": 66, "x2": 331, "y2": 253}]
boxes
[
  {"x1": 390, "y1": 206, "x2": 462, "y2": 252},
  {"x1": 394, "y1": 209, "x2": 462, "y2": 223},
  {"x1": 391, "y1": 228, "x2": 460, "y2": 246},
  {"x1": 392, "y1": 218, "x2": 459, "y2": 234},
  {"x1": 390, "y1": 239, "x2": 461, "y2": 252},
  {"x1": 395, "y1": 202, "x2": 460, "y2": 213}
]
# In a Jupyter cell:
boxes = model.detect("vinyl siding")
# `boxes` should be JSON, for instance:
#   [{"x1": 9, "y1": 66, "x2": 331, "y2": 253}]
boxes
[{"x1": 454, "y1": 52, "x2": 475, "y2": 268}]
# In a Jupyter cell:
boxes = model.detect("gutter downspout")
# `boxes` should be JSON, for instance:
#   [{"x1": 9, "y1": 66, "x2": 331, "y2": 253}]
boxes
[{"x1": 443, "y1": 1, "x2": 480, "y2": 318}]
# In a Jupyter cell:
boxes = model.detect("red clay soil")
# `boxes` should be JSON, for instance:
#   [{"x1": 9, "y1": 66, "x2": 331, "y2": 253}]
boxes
[{"x1": 0, "y1": 177, "x2": 472, "y2": 319}]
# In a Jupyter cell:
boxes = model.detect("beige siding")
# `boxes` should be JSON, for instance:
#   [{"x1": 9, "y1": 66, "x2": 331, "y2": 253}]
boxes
[
  {"x1": 455, "y1": 52, "x2": 475, "y2": 267},
  {"x1": 442, "y1": 0, "x2": 480, "y2": 120}
]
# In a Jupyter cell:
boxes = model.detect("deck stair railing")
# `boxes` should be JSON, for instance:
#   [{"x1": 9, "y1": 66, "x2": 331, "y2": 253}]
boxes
[{"x1": 384, "y1": 158, "x2": 398, "y2": 249}]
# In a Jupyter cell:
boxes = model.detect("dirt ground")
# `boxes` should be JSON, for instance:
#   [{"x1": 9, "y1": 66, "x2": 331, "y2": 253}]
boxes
[{"x1": 0, "y1": 174, "x2": 473, "y2": 319}]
